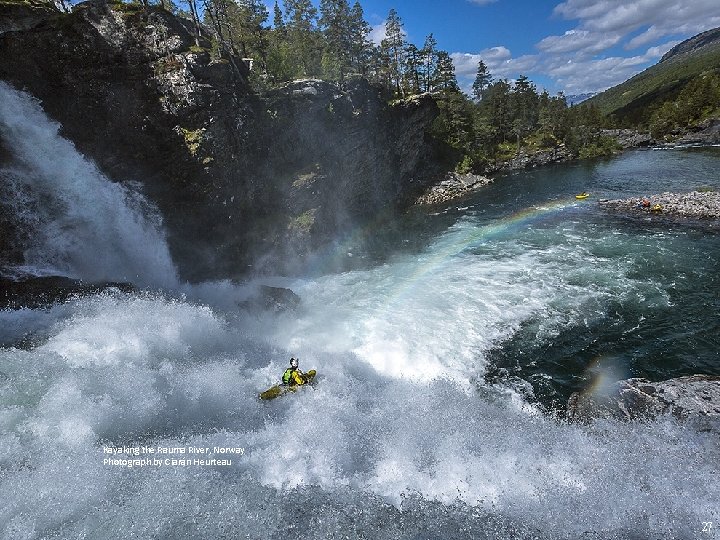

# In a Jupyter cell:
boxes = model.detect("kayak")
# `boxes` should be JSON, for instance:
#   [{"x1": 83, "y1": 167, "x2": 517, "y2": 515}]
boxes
[
  {"x1": 259, "y1": 369, "x2": 317, "y2": 400},
  {"x1": 575, "y1": 193, "x2": 590, "y2": 199},
  {"x1": 651, "y1": 204, "x2": 663, "y2": 212}
]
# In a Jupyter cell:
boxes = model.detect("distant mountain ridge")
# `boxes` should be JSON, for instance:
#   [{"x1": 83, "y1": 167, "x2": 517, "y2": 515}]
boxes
[
  {"x1": 586, "y1": 27, "x2": 720, "y2": 124},
  {"x1": 660, "y1": 27, "x2": 720, "y2": 63},
  {"x1": 566, "y1": 92, "x2": 596, "y2": 106}
]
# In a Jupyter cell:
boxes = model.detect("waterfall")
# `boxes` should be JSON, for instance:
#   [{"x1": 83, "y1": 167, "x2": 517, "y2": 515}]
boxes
[{"x1": 0, "y1": 82, "x2": 178, "y2": 288}]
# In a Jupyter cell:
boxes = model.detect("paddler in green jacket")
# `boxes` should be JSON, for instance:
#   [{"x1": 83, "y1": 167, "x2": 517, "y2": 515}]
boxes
[{"x1": 282, "y1": 357, "x2": 308, "y2": 386}]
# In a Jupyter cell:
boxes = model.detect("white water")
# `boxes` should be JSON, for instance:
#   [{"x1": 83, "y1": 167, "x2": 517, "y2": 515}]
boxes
[
  {"x1": 1, "y1": 86, "x2": 718, "y2": 539},
  {"x1": 0, "y1": 82, "x2": 177, "y2": 288}
]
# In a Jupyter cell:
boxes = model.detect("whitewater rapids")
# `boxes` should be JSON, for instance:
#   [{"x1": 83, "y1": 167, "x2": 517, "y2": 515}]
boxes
[{"x1": 1, "y1": 83, "x2": 718, "y2": 539}]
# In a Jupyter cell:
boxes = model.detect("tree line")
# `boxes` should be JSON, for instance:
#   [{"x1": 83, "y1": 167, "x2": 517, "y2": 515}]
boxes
[
  {"x1": 648, "y1": 72, "x2": 720, "y2": 139},
  {"x1": 112, "y1": 0, "x2": 617, "y2": 172}
]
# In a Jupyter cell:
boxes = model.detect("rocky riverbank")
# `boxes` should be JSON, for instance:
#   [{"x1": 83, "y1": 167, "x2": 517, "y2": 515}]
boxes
[
  {"x1": 414, "y1": 173, "x2": 493, "y2": 205},
  {"x1": 415, "y1": 146, "x2": 574, "y2": 206},
  {"x1": 598, "y1": 190, "x2": 720, "y2": 221}
]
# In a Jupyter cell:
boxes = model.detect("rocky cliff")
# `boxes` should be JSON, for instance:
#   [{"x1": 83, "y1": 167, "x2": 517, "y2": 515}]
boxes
[
  {"x1": 660, "y1": 27, "x2": 720, "y2": 63},
  {"x1": 0, "y1": 0, "x2": 441, "y2": 280}
]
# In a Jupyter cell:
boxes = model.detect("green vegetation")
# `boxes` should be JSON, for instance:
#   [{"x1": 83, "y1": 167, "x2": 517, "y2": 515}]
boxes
[
  {"x1": 587, "y1": 36, "x2": 720, "y2": 127},
  {"x1": 292, "y1": 164, "x2": 320, "y2": 187},
  {"x1": 180, "y1": 127, "x2": 204, "y2": 156},
  {"x1": 105, "y1": 0, "x2": 619, "y2": 169},
  {"x1": 288, "y1": 208, "x2": 317, "y2": 234},
  {"x1": 648, "y1": 72, "x2": 720, "y2": 138},
  {"x1": 108, "y1": 0, "x2": 144, "y2": 13}
]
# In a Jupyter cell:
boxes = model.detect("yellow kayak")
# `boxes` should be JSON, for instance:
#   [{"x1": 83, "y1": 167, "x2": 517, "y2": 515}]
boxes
[
  {"x1": 575, "y1": 192, "x2": 590, "y2": 199},
  {"x1": 260, "y1": 369, "x2": 317, "y2": 400}
]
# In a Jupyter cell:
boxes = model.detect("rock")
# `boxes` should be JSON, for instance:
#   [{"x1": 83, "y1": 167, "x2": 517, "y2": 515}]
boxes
[
  {"x1": 567, "y1": 375, "x2": 720, "y2": 431},
  {"x1": 601, "y1": 129, "x2": 653, "y2": 149},
  {"x1": 0, "y1": 3, "x2": 442, "y2": 280},
  {"x1": 598, "y1": 190, "x2": 720, "y2": 222},
  {"x1": 492, "y1": 145, "x2": 575, "y2": 173},
  {"x1": 0, "y1": 0, "x2": 58, "y2": 35},
  {"x1": 238, "y1": 285, "x2": 300, "y2": 313},
  {"x1": 0, "y1": 275, "x2": 134, "y2": 310},
  {"x1": 415, "y1": 172, "x2": 493, "y2": 206},
  {"x1": 674, "y1": 118, "x2": 720, "y2": 146}
]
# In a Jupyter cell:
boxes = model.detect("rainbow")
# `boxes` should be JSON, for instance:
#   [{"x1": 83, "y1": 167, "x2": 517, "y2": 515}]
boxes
[
  {"x1": 377, "y1": 198, "x2": 582, "y2": 308},
  {"x1": 308, "y1": 197, "x2": 584, "y2": 307}
]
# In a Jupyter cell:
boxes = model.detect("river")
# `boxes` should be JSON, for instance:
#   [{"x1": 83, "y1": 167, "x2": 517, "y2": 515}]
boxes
[{"x1": 1, "y1": 83, "x2": 718, "y2": 539}]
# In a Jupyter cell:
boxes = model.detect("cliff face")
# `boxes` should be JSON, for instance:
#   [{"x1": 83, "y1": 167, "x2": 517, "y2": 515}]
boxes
[{"x1": 0, "y1": 0, "x2": 441, "y2": 280}]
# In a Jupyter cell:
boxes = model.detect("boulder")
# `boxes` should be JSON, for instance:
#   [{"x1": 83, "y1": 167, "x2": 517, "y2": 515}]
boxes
[
  {"x1": 415, "y1": 172, "x2": 493, "y2": 206},
  {"x1": 0, "y1": 275, "x2": 134, "y2": 310},
  {"x1": 237, "y1": 285, "x2": 300, "y2": 313},
  {"x1": 567, "y1": 375, "x2": 720, "y2": 431}
]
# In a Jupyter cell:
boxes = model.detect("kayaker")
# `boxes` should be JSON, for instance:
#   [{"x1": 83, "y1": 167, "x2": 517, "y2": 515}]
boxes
[{"x1": 282, "y1": 357, "x2": 307, "y2": 386}]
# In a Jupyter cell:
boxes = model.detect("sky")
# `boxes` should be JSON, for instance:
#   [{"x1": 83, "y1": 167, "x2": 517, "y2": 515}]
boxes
[{"x1": 268, "y1": 0, "x2": 720, "y2": 96}]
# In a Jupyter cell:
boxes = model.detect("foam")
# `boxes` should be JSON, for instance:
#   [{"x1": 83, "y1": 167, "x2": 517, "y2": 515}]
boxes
[
  {"x1": 0, "y1": 278, "x2": 716, "y2": 539},
  {"x1": 0, "y1": 82, "x2": 177, "y2": 288}
]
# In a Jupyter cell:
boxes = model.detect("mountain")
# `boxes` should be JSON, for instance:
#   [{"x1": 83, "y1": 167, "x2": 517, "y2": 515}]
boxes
[
  {"x1": 586, "y1": 27, "x2": 720, "y2": 124},
  {"x1": 566, "y1": 93, "x2": 596, "y2": 106}
]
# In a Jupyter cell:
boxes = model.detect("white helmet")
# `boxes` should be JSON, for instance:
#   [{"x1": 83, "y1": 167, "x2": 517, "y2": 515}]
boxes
[{"x1": 290, "y1": 357, "x2": 299, "y2": 368}]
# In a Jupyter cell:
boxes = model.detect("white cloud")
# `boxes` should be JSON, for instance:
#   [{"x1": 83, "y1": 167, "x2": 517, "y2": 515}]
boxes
[
  {"x1": 537, "y1": 29, "x2": 622, "y2": 55},
  {"x1": 452, "y1": 47, "x2": 538, "y2": 81},
  {"x1": 449, "y1": 0, "x2": 719, "y2": 95},
  {"x1": 369, "y1": 23, "x2": 386, "y2": 46},
  {"x1": 369, "y1": 22, "x2": 408, "y2": 46},
  {"x1": 452, "y1": 48, "x2": 540, "y2": 94},
  {"x1": 451, "y1": 35, "x2": 681, "y2": 96},
  {"x1": 467, "y1": 0, "x2": 498, "y2": 5},
  {"x1": 541, "y1": 39, "x2": 680, "y2": 94},
  {"x1": 554, "y1": 0, "x2": 720, "y2": 49}
]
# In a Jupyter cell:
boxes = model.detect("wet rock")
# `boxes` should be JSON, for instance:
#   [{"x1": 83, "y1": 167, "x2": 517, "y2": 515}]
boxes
[
  {"x1": 567, "y1": 375, "x2": 720, "y2": 430},
  {"x1": 238, "y1": 285, "x2": 301, "y2": 313},
  {"x1": 0, "y1": 2, "x2": 442, "y2": 280},
  {"x1": 0, "y1": 275, "x2": 134, "y2": 310}
]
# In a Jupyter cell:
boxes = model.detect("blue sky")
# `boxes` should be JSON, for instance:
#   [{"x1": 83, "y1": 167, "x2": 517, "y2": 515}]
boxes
[{"x1": 268, "y1": 0, "x2": 720, "y2": 96}]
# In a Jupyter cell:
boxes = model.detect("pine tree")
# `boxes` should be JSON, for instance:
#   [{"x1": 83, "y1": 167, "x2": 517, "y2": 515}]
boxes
[
  {"x1": 227, "y1": 0, "x2": 269, "y2": 61},
  {"x1": 283, "y1": 0, "x2": 320, "y2": 77},
  {"x1": 471, "y1": 60, "x2": 492, "y2": 102},
  {"x1": 403, "y1": 43, "x2": 421, "y2": 95},
  {"x1": 510, "y1": 75, "x2": 539, "y2": 152},
  {"x1": 348, "y1": 1, "x2": 371, "y2": 75},
  {"x1": 319, "y1": 0, "x2": 352, "y2": 80},
  {"x1": 433, "y1": 51, "x2": 458, "y2": 93},
  {"x1": 421, "y1": 34, "x2": 437, "y2": 92},
  {"x1": 381, "y1": 9, "x2": 405, "y2": 97},
  {"x1": 484, "y1": 79, "x2": 512, "y2": 143},
  {"x1": 273, "y1": 1, "x2": 285, "y2": 33}
]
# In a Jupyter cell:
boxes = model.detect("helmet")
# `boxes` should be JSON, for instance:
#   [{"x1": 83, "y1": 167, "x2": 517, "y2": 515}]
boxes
[{"x1": 290, "y1": 357, "x2": 299, "y2": 368}]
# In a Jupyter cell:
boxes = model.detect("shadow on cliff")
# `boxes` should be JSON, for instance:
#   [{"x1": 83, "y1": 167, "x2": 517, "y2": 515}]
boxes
[{"x1": 0, "y1": 0, "x2": 445, "y2": 283}]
